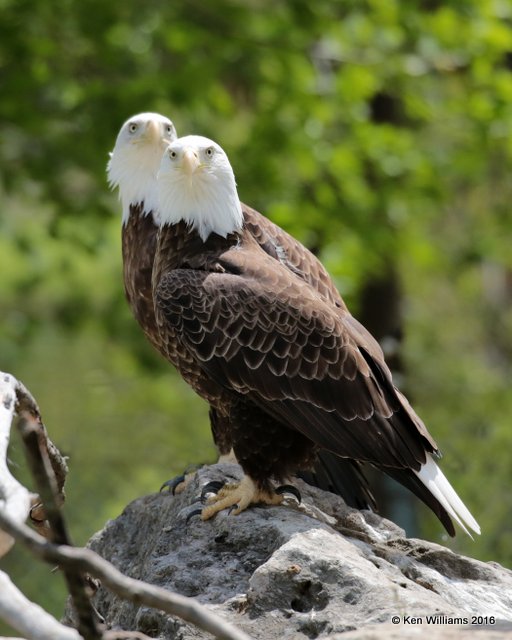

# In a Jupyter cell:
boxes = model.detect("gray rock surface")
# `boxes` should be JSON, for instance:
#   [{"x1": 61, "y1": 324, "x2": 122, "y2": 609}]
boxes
[{"x1": 83, "y1": 463, "x2": 512, "y2": 639}]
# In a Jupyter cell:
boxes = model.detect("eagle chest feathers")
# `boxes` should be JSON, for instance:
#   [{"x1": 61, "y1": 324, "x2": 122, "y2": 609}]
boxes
[
  {"x1": 153, "y1": 223, "x2": 325, "y2": 483},
  {"x1": 152, "y1": 222, "x2": 239, "y2": 409}
]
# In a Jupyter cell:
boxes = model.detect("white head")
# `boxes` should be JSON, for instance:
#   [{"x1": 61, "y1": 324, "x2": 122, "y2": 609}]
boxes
[
  {"x1": 107, "y1": 112, "x2": 177, "y2": 224},
  {"x1": 157, "y1": 135, "x2": 244, "y2": 241}
]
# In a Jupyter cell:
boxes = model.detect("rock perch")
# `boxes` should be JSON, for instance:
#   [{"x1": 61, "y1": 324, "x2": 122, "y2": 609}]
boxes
[{"x1": 79, "y1": 463, "x2": 512, "y2": 639}]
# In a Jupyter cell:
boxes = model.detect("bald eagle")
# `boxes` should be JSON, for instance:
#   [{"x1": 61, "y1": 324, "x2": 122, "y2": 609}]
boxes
[
  {"x1": 152, "y1": 134, "x2": 480, "y2": 538},
  {"x1": 108, "y1": 113, "x2": 376, "y2": 511},
  {"x1": 107, "y1": 112, "x2": 177, "y2": 354}
]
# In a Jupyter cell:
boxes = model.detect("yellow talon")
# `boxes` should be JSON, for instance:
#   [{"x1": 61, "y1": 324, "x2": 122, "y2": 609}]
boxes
[{"x1": 201, "y1": 475, "x2": 284, "y2": 520}]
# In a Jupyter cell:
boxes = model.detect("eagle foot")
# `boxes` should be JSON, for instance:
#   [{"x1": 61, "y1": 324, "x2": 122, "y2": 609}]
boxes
[
  {"x1": 200, "y1": 481, "x2": 301, "y2": 504},
  {"x1": 185, "y1": 506, "x2": 205, "y2": 523},
  {"x1": 200, "y1": 475, "x2": 288, "y2": 520},
  {"x1": 275, "y1": 484, "x2": 302, "y2": 504},
  {"x1": 200, "y1": 480, "x2": 227, "y2": 502},
  {"x1": 160, "y1": 464, "x2": 202, "y2": 495}
]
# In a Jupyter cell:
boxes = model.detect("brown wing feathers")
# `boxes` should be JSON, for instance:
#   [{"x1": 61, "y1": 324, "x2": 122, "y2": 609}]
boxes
[
  {"x1": 242, "y1": 204, "x2": 346, "y2": 309},
  {"x1": 125, "y1": 195, "x2": 453, "y2": 526},
  {"x1": 154, "y1": 239, "x2": 437, "y2": 475},
  {"x1": 153, "y1": 230, "x2": 462, "y2": 533}
]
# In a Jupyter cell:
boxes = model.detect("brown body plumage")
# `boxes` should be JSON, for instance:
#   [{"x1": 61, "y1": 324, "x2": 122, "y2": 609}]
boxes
[
  {"x1": 152, "y1": 217, "x2": 457, "y2": 532},
  {"x1": 123, "y1": 203, "x2": 374, "y2": 505},
  {"x1": 122, "y1": 207, "x2": 162, "y2": 352}
]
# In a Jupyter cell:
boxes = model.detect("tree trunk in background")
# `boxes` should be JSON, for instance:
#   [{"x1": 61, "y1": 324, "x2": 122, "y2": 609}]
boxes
[{"x1": 357, "y1": 269, "x2": 419, "y2": 536}]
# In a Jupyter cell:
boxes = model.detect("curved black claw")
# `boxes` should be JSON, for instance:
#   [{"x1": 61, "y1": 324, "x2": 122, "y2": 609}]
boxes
[
  {"x1": 200, "y1": 480, "x2": 226, "y2": 502},
  {"x1": 160, "y1": 474, "x2": 186, "y2": 495},
  {"x1": 275, "y1": 484, "x2": 302, "y2": 504},
  {"x1": 185, "y1": 507, "x2": 204, "y2": 524}
]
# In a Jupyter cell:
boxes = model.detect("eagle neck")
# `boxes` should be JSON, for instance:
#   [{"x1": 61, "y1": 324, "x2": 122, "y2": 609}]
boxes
[{"x1": 122, "y1": 204, "x2": 158, "y2": 266}]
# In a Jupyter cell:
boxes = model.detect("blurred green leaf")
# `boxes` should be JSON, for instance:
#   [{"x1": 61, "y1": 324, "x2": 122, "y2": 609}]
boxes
[{"x1": 1, "y1": 0, "x2": 512, "y2": 629}]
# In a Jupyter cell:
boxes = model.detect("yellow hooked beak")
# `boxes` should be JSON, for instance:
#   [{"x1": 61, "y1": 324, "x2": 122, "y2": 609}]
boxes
[
  {"x1": 145, "y1": 119, "x2": 161, "y2": 144},
  {"x1": 182, "y1": 148, "x2": 200, "y2": 175}
]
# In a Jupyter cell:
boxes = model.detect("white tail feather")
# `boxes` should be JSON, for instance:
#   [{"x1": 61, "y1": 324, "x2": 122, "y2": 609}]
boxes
[{"x1": 414, "y1": 456, "x2": 481, "y2": 538}]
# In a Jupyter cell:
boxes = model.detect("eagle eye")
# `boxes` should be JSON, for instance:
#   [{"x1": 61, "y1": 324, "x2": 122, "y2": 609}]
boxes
[
  {"x1": 166, "y1": 124, "x2": 174, "y2": 135},
  {"x1": 128, "y1": 122, "x2": 139, "y2": 134},
  {"x1": 205, "y1": 147, "x2": 215, "y2": 158},
  {"x1": 169, "y1": 149, "x2": 178, "y2": 159}
]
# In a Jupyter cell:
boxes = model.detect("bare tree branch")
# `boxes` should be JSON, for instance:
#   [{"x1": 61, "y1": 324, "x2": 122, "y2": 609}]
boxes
[
  {"x1": 0, "y1": 570, "x2": 82, "y2": 640},
  {"x1": 0, "y1": 374, "x2": 81, "y2": 639},
  {"x1": 15, "y1": 391, "x2": 104, "y2": 640},
  {"x1": 13, "y1": 377, "x2": 68, "y2": 538},
  {"x1": 0, "y1": 372, "x2": 253, "y2": 640},
  {"x1": 13, "y1": 377, "x2": 69, "y2": 500},
  {"x1": 0, "y1": 373, "x2": 31, "y2": 557},
  {"x1": 0, "y1": 509, "x2": 253, "y2": 640}
]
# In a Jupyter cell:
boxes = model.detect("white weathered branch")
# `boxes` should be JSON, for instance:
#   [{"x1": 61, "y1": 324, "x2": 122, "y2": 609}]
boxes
[
  {"x1": 0, "y1": 373, "x2": 31, "y2": 557},
  {"x1": 0, "y1": 372, "x2": 88, "y2": 639},
  {"x1": 0, "y1": 570, "x2": 81, "y2": 640},
  {"x1": 0, "y1": 371, "x2": 253, "y2": 640}
]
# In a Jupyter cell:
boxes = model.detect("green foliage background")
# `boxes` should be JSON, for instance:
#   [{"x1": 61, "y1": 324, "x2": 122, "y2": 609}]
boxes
[{"x1": 1, "y1": 0, "x2": 512, "y2": 625}]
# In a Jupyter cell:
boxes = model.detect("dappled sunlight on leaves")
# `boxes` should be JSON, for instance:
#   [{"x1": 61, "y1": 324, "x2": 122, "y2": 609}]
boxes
[{"x1": 2, "y1": 0, "x2": 512, "y2": 627}]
